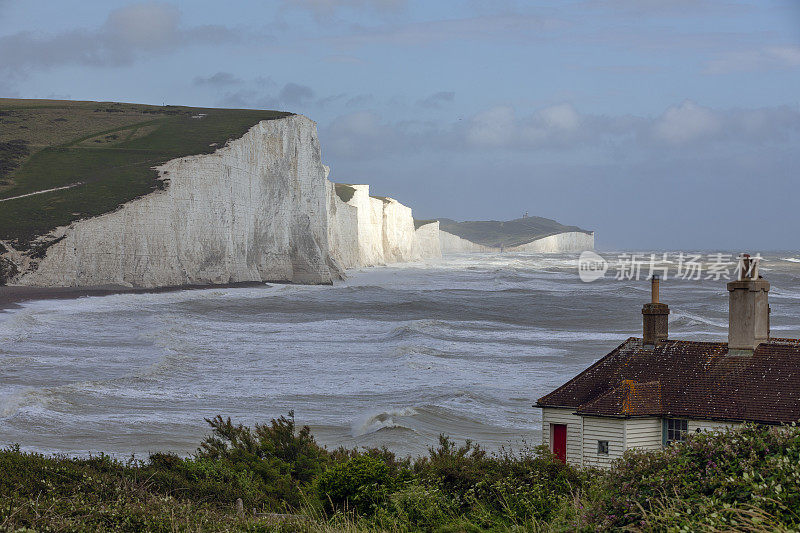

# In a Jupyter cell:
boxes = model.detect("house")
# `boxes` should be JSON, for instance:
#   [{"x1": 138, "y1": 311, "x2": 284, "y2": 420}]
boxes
[{"x1": 536, "y1": 255, "x2": 800, "y2": 468}]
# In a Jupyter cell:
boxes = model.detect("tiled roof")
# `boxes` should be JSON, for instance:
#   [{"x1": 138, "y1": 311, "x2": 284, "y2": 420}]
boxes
[{"x1": 536, "y1": 338, "x2": 800, "y2": 424}]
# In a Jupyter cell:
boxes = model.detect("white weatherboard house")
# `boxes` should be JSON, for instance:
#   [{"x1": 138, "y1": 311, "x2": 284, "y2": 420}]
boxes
[{"x1": 536, "y1": 255, "x2": 800, "y2": 468}]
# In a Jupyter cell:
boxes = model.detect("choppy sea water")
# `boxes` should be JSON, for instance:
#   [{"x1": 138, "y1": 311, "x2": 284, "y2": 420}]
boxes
[{"x1": 2, "y1": 252, "x2": 800, "y2": 458}]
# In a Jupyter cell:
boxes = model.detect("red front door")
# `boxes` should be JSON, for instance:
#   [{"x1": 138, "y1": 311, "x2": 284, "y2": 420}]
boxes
[{"x1": 552, "y1": 424, "x2": 567, "y2": 464}]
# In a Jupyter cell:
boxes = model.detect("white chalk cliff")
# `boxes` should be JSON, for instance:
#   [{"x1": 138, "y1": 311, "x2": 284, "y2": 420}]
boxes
[
  {"x1": 506, "y1": 231, "x2": 594, "y2": 253},
  {"x1": 19, "y1": 116, "x2": 337, "y2": 287},
  {"x1": 9, "y1": 115, "x2": 440, "y2": 288},
  {"x1": 439, "y1": 231, "x2": 495, "y2": 254},
  {"x1": 439, "y1": 230, "x2": 594, "y2": 254},
  {"x1": 327, "y1": 183, "x2": 441, "y2": 269},
  {"x1": 5, "y1": 114, "x2": 589, "y2": 289}
]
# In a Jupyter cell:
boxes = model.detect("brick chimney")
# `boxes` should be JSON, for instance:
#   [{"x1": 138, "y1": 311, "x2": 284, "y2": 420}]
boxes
[
  {"x1": 642, "y1": 275, "x2": 669, "y2": 348},
  {"x1": 727, "y1": 254, "x2": 770, "y2": 354}
]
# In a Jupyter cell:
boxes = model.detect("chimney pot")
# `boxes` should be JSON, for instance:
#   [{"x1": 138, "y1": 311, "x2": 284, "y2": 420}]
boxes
[{"x1": 651, "y1": 275, "x2": 660, "y2": 303}]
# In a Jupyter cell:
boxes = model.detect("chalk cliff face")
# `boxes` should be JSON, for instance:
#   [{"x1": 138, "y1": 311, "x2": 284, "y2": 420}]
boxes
[
  {"x1": 414, "y1": 222, "x2": 442, "y2": 260},
  {"x1": 348, "y1": 185, "x2": 386, "y2": 266},
  {"x1": 507, "y1": 231, "x2": 594, "y2": 253},
  {"x1": 18, "y1": 116, "x2": 339, "y2": 287},
  {"x1": 381, "y1": 198, "x2": 420, "y2": 264},
  {"x1": 326, "y1": 181, "x2": 359, "y2": 270},
  {"x1": 439, "y1": 230, "x2": 594, "y2": 254},
  {"x1": 439, "y1": 231, "x2": 495, "y2": 253},
  {"x1": 326, "y1": 184, "x2": 441, "y2": 268}
]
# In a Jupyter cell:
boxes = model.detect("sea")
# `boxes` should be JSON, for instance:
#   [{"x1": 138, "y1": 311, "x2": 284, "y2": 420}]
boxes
[{"x1": 2, "y1": 251, "x2": 800, "y2": 458}]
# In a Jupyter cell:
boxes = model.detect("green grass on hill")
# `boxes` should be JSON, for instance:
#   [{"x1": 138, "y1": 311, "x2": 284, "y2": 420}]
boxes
[
  {"x1": 413, "y1": 219, "x2": 438, "y2": 230},
  {"x1": 437, "y1": 216, "x2": 592, "y2": 248},
  {"x1": 0, "y1": 98, "x2": 291, "y2": 248},
  {"x1": 333, "y1": 183, "x2": 356, "y2": 203}
]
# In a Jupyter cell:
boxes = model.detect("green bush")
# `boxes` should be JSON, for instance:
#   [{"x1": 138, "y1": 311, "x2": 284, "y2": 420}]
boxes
[
  {"x1": 133, "y1": 412, "x2": 331, "y2": 513},
  {"x1": 386, "y1": 482, "x2": 458, "y2": 527},
  {"x1": 413, "y1": 435, "x2": 583, "y2": 525},
  {"x1": 315, "y1": 454, "x2": 393, "y2": 515},
  {"x1": 579, "y1": 423, "x2": 800, "y2": 531}
]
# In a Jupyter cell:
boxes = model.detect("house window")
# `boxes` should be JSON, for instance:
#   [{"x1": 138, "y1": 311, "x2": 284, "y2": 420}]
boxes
[
  {"x1": 663, "y1": 419, "x2": 688, "y2": 445},
  {"x1": 597, "y1": 440, "x2": 609, "y2": 455}
]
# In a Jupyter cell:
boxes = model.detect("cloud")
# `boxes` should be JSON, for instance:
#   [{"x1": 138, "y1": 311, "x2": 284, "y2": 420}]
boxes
[
  {"x1": 705, "y1": 45, "x2": 800, "y2": 74},
  {"x1": 328, "y1": 14, "x2": 566, "y2": 48},
  {"x1": 325, "y1": 54, "x2": 365, "y2": 65},
  {"x1": 322, "y1": 101, "x2": 800, "y2": 160},
  {"x1": 538, "y1": 103, "x2": 581, "y2": 131},
  {"x1": 652, "y1": 101, "x2": 721, "y2": 144},
  {"x1": 417, "y1": 91, "x2": 455, "y2": 109},
  {"x1": 465, "y1": 103, "x2": 593, "y2": 149},
  {"x1": 203, "y1": 74, "x2": 374, "y2": 112},
  {"x1": 193, "y1": 72, "x2": 244, "y2": 87},
  {"x1": 216, "y1": 81, "x2": 316, "y2": 110},
  {"x1": 652, "y1": 100, "x2": 800, "y2": 145},
  {"x1": 323, "y1": 111, "x2": 445, "y2": 157},
  {"x1": 580, "y1": 0, "x2": 753, "y2": 17},
  {"x1": 0, "y1": 2, "x2": 242, "y2": 72},
  {"x1": 278, "y1": 83, "x2": 315, "y2": 105},
  {"x1": 345, "y1": 94, "x2": 374, "y2": 108},
  {"x1": 281, "y1": 0, "x2": 406, "y2": 18},
  {"x1": 465, "y1": 106, "x2": 515, "y2": 147},
  {"x1": 104, "y1": 2, "x2": 181, "y2": 50}
]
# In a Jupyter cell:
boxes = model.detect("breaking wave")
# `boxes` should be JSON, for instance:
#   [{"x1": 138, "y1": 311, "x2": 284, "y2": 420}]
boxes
[{"x1": 352, "y1": 408, "x2": 418, "y2": 436}]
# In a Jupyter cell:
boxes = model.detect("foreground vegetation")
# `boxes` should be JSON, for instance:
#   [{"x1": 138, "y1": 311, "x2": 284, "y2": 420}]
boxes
[
  {"x1": 2, "y1": 415, "x2": 799, "y2": 532},
  {"x1": 0, "y1": 98, "x2": 290, "y2": 246}
]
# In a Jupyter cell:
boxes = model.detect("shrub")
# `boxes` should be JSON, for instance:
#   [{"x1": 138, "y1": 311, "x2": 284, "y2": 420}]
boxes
[
  {"x1": 315, "y1": 454, "x2": 393, "y2": 515},
  {"x1": 134, "y1": 413, "x2": 332, "y2": 512},
  {"x1": 413, "y1": 435, "x2": 583, "y2": 525},
  {"x1": 386, "y1": 482, "x2": 458, "y2": 527},
  {"x1": 580, "y1": 423, "x2": 800, "y2": 531}
]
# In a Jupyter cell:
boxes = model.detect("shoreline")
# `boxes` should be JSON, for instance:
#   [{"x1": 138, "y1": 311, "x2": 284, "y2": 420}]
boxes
[{"x1": 0, "y1": 281, "x2": 273, "y2": 312}]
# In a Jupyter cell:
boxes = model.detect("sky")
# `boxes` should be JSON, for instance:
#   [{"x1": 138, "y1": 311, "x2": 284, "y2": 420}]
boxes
[{"x1": 1, "y1": 0, "x2": 799, "y2": 250}]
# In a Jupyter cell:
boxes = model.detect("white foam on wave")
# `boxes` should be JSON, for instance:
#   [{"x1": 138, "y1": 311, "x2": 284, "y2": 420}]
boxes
[
  {"x1": 768, "y1": 288, "x2": 800, "y2": 300},
  {"x1": 669, "y1": 311, "x2": 727, "y2": 329},
  {"x1": 0, "y1": 386, "x2": 34, "y2": 418},
  {"x1": 386, "y1": 319, "x2": 630, "y2": 344},
  {"x1": 352, "y1": 407, "x2": 418, "y2": 436}
]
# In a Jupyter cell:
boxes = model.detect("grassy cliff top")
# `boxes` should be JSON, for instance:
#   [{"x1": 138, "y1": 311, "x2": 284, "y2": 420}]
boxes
[
  {"x1": 435, "y1": 216, "x2": 592, "y2": 248},
  {"x1": 0, "y1": 98, "x2": 291, "y2": 248},
  {"x1": 333, "y1": 183, "x2": 356, "y2": 203}
]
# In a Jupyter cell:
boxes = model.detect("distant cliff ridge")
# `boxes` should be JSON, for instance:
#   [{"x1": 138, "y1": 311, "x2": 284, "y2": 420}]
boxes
[{"x1": 435, "y1": 217, "x2": 593, "y2": 248}]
